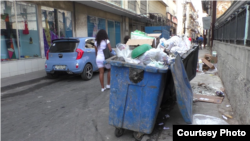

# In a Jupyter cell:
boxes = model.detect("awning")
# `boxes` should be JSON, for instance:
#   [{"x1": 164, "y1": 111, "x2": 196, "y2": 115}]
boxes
[{"x1": 76, "y1": 0, "x2": 152, "y2": 23}]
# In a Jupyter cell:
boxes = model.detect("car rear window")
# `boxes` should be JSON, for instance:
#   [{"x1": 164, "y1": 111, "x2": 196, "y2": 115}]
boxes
[{"x1": 49, "y1": 42, "x2": 79, "y2": 53}]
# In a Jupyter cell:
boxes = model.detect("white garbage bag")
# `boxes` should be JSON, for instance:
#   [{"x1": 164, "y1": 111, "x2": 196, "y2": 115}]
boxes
[
  {"x1": 115, "y1": 43, "x2": 132, "y2": 58},
  {"x1": 138, "y1": 48, "x2": 169, "y2": 65}
]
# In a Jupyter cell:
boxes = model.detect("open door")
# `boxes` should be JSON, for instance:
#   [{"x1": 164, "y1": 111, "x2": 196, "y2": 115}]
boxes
[{"x1": 170, "y1": 55, "x2": 193, "y2": 124}]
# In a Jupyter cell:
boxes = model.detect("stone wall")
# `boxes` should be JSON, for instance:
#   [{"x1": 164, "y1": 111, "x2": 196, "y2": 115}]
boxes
[{"x1": 213, "y1": 41, "x2": 250, "y2": 124}]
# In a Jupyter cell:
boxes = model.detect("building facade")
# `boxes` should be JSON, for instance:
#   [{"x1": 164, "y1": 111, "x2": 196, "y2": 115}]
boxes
[
  {"x1": 1, "y1": 0, "x2": 168, "y2": 78},
  {"x1": 175, "y1": 0, "x2": 201, "y2": 37},
  {"x1": 165, "y1": 0, "x2": 178, "y2": 35}
]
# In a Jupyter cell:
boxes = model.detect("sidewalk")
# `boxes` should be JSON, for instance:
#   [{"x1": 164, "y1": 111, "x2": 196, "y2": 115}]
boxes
[
  {"x1": 153, "y1": 47, "x2": 239, "y2": 141},
  {"x1": 1, "y1": 70, "x2": 47, "y2": 92}
]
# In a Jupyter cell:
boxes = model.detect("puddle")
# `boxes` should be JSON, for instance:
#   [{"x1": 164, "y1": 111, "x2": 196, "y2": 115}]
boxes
[{"x1": 191, "y1": 83, "x2": 216, "y2": 96}]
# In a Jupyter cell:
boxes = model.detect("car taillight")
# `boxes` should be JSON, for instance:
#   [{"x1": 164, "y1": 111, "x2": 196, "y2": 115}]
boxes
[
  {"x1": 46, "y1": 50, "x2": 49, "y2": 60},
  {"x1": 76, "y1": 63, "x2": 79, "y2": 69},
  {"x1": 76, "y1": 49, "x2": 84, "y2": 60},
  {"x1": 45, "y1": 64, "x2": 47, "y2": 68}
]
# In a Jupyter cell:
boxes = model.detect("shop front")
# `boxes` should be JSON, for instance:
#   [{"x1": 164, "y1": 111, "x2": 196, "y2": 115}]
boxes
[{"x1": 1, "y1": 1, "x2": 74, "y2": 78}]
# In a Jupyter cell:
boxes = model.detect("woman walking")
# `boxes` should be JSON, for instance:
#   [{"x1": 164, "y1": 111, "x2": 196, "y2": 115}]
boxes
[{"x1": 94, "y1": 29, "x2": 112, "y2": 92}]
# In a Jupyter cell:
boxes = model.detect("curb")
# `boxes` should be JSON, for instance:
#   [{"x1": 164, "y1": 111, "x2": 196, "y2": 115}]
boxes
[{"x1": 1, "y1": 76, "x2": 47, "y2": 92}]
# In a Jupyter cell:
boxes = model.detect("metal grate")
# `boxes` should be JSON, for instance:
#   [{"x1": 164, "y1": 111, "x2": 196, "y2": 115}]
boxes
[
  {"x1": 236, "y1": 9, "x2": 246, "y2": 41},
  {"x1": 128, "y1": 0, "x2": 136, "y2": 12}
]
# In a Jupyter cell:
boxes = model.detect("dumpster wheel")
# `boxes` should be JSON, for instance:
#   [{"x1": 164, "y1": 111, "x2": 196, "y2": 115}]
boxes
[
  {"x1": 115, "y1": 128, "x2": 125, "y2": 137},
  {"x1": 133, "y1": 132, "x2": 144, "y2": 141}
]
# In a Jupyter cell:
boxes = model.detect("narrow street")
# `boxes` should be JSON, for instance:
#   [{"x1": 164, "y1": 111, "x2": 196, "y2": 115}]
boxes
[
  {"x1": 1, "y1": 48, "x2": 239, "y2": 141},
  {"x1": 1, "y1": 73, "x2": 136, "y2": 141}
]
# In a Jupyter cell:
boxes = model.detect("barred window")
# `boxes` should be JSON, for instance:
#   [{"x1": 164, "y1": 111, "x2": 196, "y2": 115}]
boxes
[
  {"x1": 140, "y1": 0, "x2": 147, "y2": 14},
  {"x1": 128, "y1": 0, "x2": 136, "y2": 12}
]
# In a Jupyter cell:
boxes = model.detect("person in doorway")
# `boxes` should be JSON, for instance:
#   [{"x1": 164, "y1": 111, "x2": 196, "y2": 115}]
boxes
[
  {"x1": 198, "y1": 35, "x2": 204, "y2": 49},
  {"x1": 94, "y1": 29, "x2": 112, "y2": 92}
]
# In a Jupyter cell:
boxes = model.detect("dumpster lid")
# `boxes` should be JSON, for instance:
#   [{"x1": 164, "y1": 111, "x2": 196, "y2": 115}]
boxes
[
  {"x1": 147, "y1": 33, "x2": 162, "y2": 38},
  {"x1": 126, "y1": 39, "x2": 154, "y2": 46},
  {"x1": 170, "y1": 55, "x2": 193, "y2": 124}
]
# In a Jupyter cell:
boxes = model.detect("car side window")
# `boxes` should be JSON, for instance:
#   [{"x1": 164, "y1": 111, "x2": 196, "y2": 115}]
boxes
[{"x1": 85, "y1": 39, "x2": 95, "y2": 49}]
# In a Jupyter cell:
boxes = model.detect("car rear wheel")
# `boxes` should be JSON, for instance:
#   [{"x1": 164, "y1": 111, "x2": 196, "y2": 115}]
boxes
[{"x1": 81, "y1": 64, "x2": 93, "y2": 80}]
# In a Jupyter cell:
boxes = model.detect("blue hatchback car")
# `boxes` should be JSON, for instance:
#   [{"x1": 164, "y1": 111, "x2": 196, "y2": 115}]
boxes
[{"x1": 45, "y1": 37, "x2": 115, "y2": 80}]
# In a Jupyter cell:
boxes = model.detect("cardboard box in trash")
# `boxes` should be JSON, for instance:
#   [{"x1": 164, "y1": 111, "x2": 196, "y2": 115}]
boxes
[
  {"x1": 205, "y1": 54, "x2": 217, "y2": 64},
  {"x1": 147, "y1": 33, "x2": 161, "y2": 47},
  {"x1": 126, "y1": 33, "x2": 161, "y2": 48},
  {"x1": 126, "y1": 39, "x2": 156, "y2": 48}
]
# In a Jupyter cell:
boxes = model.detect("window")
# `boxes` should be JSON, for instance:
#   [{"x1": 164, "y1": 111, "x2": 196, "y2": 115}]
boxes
[
  {"x1": 16, "y1": 2, "x2": 41, "y2": 59},
  {"x1": 140, "y1": 0, "x2": 147, "y2": 14},
  {"x1": 128, "y1": 1, "x2": 136, "y2": 12},
  {"x1": 1, "y1": 1, "x2": 41, "y2": 61},
  {"x1": 85, "y1": 39, "x2": 95, "y2": 49},
  {"x1": 49, "y1": 41, "x2": 79, "y2": 53},
  {"x1": 87, "y1": 15, "x2": 106, "y2": 37},
  {"x1": 41, "y1": 6, "x2": 73, "y2": 57},
  {"x1": 1, "y1": 1, "x2": 19, "y2": 61}
]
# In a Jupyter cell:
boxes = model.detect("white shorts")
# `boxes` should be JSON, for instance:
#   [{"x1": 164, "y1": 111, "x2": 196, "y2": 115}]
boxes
[{"x1": 96, "y1": 55, "x2": 111, "y2": 69}]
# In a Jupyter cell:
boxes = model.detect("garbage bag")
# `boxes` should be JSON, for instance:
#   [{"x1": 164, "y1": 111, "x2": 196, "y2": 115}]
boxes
[
  {"x1": 138, "y1": 48, "x2": 169, "y2": 65},
  {"x1": 147, "y1": 61, "x2": 165, "y2": 68},
  {"x1": 116, "y1": 43, "x2": 131, "y2": 58},
  {"x1": 124, "y1": 58, "x2": 141, "y2": 64},
  {"x1": 170, "y1": 46, "x2": 188, "y2": 55}
]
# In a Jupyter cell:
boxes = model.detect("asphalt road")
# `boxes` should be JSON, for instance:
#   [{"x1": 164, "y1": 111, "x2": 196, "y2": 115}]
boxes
[{"x1": 2, "y1": 72, "x2": 140, "y2": 141}]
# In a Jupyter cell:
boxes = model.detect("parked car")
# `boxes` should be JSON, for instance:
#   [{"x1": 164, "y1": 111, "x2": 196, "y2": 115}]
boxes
[{"x1": 45, "y1": 37, "x2": 116, "y2": 80}]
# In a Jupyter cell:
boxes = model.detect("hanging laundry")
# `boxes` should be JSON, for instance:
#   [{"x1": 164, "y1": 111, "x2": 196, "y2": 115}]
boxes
[{"x1": 23, "y1": 20, "x2": 29, "y2": 34}]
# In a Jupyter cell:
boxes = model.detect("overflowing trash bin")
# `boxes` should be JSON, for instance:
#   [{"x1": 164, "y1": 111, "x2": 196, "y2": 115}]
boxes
[
  {"x1": 105, "y1": 57, "x2": 168, "y2": 140},
  {"x1": 104, "y1": 31, "x2": 199, "y2": 140}
]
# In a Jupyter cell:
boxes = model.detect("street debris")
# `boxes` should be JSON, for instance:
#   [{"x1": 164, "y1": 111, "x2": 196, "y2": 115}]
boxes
[
  {"x1": 224, "y1": 114, "x2": 233, "y2": 119},
  {"x1": 158, "y1": 123, "x2": 164, "y2": 126},
  {"x1": 222, "y1": 115, "x2": 228, "y2": 120},
  {"x1": 165, "y1": 114, "x2": 170, "y2": 118},
  {"x1": 193, "y1": 114, "x2": 228, "y2": 125},
  {"x1": 202, "y1": 58, "x2": 215, "y2": 69},
  {"x1": 226, "y1": 105, "x2": 231, "y2": 107},
  {"x1": 191, "y1": 83, "x2": 216, "y2": 96},
  {"x1": 198, "y1": 52, "x2": 218, "y2": 74},
  {"x1": 193, "y1": 94, "x2": 224, "y2": 104},
  {"x1": 163, "y1": 127, "x2": 170, "y2": 130},
  {"x1": 219, "y1": 109, "x2": 233, "y2": 119},
  {"x1": 215, "y1": 91, "x2": 225, "y2": 97}
]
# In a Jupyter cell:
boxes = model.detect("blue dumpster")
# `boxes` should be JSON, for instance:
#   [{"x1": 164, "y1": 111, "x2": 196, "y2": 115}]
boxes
[{"x1": 104, "y1": 58, "x2": 169, "y2": 140}]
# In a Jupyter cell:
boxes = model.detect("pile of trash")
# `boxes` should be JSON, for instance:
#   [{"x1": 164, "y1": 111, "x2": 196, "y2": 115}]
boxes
[
  {"x1": 115, "y1": 31, "x2": 192, "y2": 69},
  {"x1": 157, "y1": 35, "x2": 191, "y2": 56},
  {"x1": 198, "y1": 51, "x2": 218, "y2": 74},
  {"x1": 115, "y1": 43, "x2": 175, "y2": 69}
]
